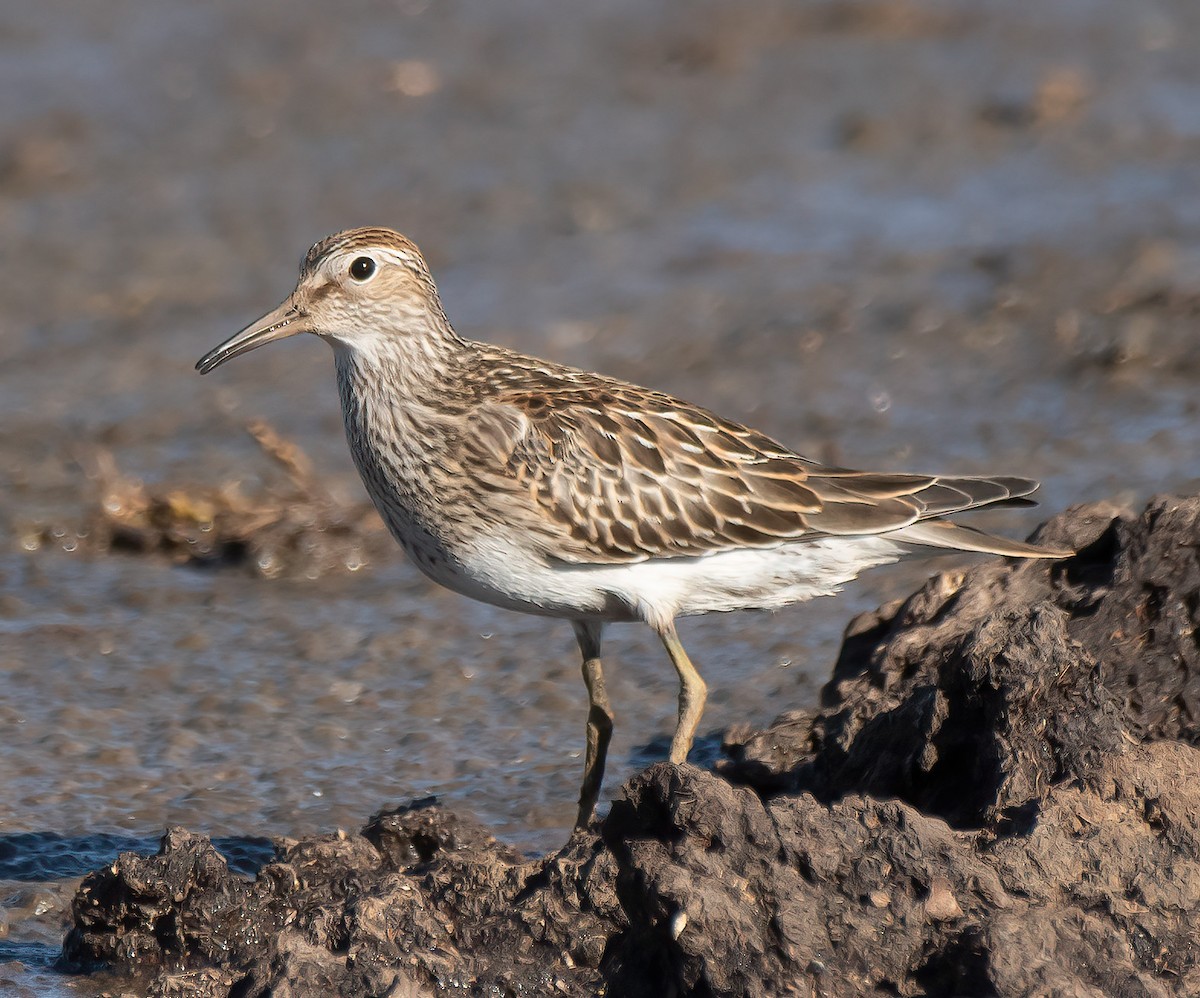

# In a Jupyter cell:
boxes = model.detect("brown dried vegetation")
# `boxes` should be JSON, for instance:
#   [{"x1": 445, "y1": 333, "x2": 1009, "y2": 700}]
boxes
[{"x1": 41, "y1": 421, "x2": 384, "y2": 579}]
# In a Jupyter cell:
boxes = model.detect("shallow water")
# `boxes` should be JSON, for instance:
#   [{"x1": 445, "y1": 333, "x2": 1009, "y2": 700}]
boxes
[{"x1": 2, "y1": 0, "x2": 1199, "y2": 990}]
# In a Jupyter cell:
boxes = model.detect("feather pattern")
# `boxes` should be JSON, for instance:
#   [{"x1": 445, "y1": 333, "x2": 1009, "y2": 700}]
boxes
[{"x1": 454, "y1": 346, "x2": 1049, "y2": 565}]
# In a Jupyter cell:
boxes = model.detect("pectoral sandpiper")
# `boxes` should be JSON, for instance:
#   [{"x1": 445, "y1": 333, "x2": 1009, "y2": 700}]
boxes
[{"x1": 197, "y1": 227, "x2": 1068, "y2": 827}]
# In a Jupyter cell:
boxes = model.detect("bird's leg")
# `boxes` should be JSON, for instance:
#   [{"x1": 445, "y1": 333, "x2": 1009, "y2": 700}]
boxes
[
  {"x1": 656, "y1": 621, "x2": 708, "y2": 765},
  {"x1": 572, "y1": 620, "x2": 613, "y2": 828}
]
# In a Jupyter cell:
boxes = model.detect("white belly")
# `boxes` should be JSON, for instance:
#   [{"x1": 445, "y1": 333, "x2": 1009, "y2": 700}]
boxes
[{"x1": 433, "y1": 532, "x2": 908, "y2": 631}]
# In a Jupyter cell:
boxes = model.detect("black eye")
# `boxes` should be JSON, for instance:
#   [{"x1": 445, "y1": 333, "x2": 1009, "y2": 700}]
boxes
[{"x1": 349, "y1": 256, "x2": 376, "y2": 281}]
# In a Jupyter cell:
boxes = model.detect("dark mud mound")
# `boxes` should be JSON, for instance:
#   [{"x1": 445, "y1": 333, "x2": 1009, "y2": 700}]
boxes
[
  {"x1": 65, "y1": 803, "x2": 624, "y2": 997},
  {"x1": 63, "y1": 496, "x2": 1200, "y2": 996},
  {"x1": 723, "y1": 493, "x2": 1200, "y2": 827}
]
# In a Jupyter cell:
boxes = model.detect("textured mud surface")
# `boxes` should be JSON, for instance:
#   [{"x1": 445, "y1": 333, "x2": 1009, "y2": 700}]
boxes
[{"x1": 62, "y1": 495, "x2": 1200, "y2": 996}]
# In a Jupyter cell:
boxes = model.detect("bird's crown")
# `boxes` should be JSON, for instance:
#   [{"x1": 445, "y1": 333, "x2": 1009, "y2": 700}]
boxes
[{"x1": 302, "y1": 226, "x2": 431, "y2": 279}]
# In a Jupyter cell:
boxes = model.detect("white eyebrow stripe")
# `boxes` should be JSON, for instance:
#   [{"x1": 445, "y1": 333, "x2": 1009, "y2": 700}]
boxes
[
  {"x1": 354, "y1": 247, "x2": 424, "y2": 274},
  {"x1": 379, "y1": 248, "x2": 418, "y2": 266}
]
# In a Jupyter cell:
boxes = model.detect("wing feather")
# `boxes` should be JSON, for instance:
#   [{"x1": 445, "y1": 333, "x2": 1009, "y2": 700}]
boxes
[{"x1": 457, "y1": 365, "x2": 1052, "y2": 564}]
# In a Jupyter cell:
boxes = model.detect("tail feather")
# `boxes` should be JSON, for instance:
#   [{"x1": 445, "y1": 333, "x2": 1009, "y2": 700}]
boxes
[{"x1": 889, "y1": 519, "x2": 1072, "y2": 559}]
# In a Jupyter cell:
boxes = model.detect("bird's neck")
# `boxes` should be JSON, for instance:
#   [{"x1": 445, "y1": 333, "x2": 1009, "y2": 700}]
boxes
[
  {"x1": 332, "y1": 326, "x2": 466, "y2": 533},
  {"x1": 331, "y1": 314, "x2": 465, "y2": 406}
]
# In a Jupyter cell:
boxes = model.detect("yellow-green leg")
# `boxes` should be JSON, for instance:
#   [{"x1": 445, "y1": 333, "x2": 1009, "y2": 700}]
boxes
[
  {"x1": 656, "y1": 621, "x2": 708, "y2": 765},
  {"x1": 573, "y1": 620, "x2": 614, "y2": 828}
]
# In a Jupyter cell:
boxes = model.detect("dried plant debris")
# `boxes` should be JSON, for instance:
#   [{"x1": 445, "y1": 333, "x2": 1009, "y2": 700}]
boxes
[{"x1": 35, "y1": 420, "x2": 385, "y2": 578}]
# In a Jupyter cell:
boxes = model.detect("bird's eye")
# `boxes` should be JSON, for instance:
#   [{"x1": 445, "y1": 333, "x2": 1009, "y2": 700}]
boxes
[{"x1": 349, "y1": 256, "x2": 376, "y2": 282}]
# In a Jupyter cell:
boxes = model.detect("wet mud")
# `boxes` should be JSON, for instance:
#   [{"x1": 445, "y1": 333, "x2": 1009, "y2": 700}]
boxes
[{"x1": 60, "y1": 495, "x2": 1200, "y2": 996}]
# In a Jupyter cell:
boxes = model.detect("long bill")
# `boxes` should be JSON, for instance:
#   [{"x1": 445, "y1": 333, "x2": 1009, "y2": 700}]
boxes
[{"x1": 195, "y1": 299, "x2": 311, "y2": 374}]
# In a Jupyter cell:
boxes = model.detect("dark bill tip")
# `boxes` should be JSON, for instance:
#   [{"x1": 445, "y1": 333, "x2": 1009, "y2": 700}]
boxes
[{"x1": 196, "y1": 303, "x2": 307, "y2": 375}]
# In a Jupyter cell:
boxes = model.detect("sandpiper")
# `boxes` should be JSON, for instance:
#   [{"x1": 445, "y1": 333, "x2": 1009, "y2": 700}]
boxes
[{"x1": 197, "y1": 227, "x2": 1068, "y2": 827}]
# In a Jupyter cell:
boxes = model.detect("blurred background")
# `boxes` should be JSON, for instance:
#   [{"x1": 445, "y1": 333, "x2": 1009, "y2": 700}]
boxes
[{"x1": 1, "y1": 0, "x2": 1198, "y2": 988}]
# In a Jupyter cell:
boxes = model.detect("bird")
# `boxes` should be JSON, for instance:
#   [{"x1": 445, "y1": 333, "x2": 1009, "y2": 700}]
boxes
[{"x1": 196, "y1": 226, "x2": 1069, "y2": 828}]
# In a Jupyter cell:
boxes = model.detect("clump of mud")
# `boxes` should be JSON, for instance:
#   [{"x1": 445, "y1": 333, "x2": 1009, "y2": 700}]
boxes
[
  {"x1": 33, "y1": 420, "x2": 385, "y2": 578},
  {"x1": 62, "y1": 494, "x2": 1200, "y2": 996}
]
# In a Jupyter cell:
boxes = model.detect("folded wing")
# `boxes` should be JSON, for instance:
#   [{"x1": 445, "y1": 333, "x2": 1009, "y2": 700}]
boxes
[{"x1": 460, "y1": 374, "x2": 1061, "y2": 564}]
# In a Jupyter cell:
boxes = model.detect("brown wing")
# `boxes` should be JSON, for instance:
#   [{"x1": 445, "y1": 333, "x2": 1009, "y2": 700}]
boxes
[{"x1": 457, "y1": 370, "x2": 1005, "y2": 564}]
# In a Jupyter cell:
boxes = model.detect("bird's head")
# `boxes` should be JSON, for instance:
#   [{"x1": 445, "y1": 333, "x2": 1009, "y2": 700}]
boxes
[{"x1": 197, "y1": 227, "x2": 453, "y2": 374}]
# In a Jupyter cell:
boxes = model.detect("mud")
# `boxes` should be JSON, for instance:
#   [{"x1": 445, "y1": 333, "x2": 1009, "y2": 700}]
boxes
[
  {"x1": 723, "y1": 495, "x2": 1200, "y2": 821},
  {"x1": 61, "y1": 494, "x2": 1200, "y2": 995}
]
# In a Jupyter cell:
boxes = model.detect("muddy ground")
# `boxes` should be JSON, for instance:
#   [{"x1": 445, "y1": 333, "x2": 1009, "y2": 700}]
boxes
[
  {"x1": 61, "y1": 495, "x2": 1200, "y2": 995},
  {"x1": 0, "y1": 1, "x2": 1198, "y2": 994}
]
